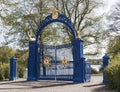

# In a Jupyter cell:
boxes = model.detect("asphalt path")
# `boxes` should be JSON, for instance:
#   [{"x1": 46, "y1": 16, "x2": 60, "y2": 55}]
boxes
[{"x1": 0, "y1": 75, "x2": 117, "y2": 92}]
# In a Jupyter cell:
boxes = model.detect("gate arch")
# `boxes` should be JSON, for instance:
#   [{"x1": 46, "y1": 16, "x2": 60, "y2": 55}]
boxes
[
  {"x1": 27, "y1": 12, "x2": 91, "y2": 83},
  {"x1": 35, "y1": 13, "x2": 76, "y2": 81},
  {"x1": 35, "y1": 13, "x2": 77, "y2": 43}
]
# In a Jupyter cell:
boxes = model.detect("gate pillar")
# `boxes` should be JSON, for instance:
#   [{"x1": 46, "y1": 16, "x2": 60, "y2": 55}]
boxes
[
  {"x1": 10, "y1": 57, "x2": 17, "y2": 80},
  {"x1": 73, "y1": 38, "x2": 85, "y2": 83},
  {"x1": 27, "y1": 41, "x2": 39, "y2": 81},
  {"x1": 102, "y1": 54, "x2": 110, "y2": 84}
]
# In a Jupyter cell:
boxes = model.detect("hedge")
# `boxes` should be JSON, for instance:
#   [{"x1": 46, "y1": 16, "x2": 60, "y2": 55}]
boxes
[
  {"x1": 91, "y1": 67, "x2": 99, "y2": 74},
  {"x1": 17, "y1": 65, "x2": 25, "y2": 78},
  {"x1": 0, "y1": 63, "x2": 10, "y2": 80},
  {"x1": 106, "y1": 54, "x2": 120, "y2": 91}
]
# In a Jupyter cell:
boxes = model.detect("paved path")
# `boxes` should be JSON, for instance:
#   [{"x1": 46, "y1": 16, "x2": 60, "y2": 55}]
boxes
[{"x1": 0, "y1": 75, "x2": 117, "y2": 92}]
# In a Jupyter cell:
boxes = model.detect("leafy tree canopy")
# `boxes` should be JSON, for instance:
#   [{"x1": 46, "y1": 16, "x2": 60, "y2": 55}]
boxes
[
  {"x1": 0, "y1": 46, "x2": 16, "y2": 64},
  {"x1": 0, "y1": 0, "x2": 104, "y2": 55},
  {"x1": 107, "y1": 36, "x2": 120, "y2": 58}
]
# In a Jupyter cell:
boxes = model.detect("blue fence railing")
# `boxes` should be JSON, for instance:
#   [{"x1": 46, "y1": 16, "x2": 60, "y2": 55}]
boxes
[
  {"x1": 39, "y1": 43, "x2": 72, "y2": 49},
  {"x1": 85, "y1": 62, "x2": 91, "y2": 82}
]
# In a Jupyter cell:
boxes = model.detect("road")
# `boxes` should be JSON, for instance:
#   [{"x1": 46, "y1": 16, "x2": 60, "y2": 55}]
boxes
[{"x1": 0, "y1": 75, "x2": 117, "y2": 92}]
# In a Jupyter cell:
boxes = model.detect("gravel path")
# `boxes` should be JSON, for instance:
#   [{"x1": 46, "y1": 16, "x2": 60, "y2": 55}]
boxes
[{"x1": 0, "y1": 75, "x2": 117, "y2": 92}]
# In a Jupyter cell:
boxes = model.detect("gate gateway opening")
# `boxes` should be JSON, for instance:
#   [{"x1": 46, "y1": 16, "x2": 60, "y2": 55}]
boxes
[
  {"x1": 27, "y1": 11, "x2": 91, "y2": 83},
  {"x1": 39, "y1": 43, "x2": 73, "y2": 81}
]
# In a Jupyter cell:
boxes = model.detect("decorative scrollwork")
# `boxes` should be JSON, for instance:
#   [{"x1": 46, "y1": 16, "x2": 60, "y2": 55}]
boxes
[
  {"x1": 43, "y1": 57, "x2": 51, "y2": 67},
  {"x1": 61, "y1": 57, "x2": 68, "y2": 65},
  {"x1": 36, "y1": 13, "x2": 77, "y2": 41}
]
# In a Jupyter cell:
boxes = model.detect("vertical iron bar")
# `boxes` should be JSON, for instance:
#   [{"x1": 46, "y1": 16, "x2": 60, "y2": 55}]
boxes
[{"x1": 55, "y1": 46, "x2": 57, "y2": 80}]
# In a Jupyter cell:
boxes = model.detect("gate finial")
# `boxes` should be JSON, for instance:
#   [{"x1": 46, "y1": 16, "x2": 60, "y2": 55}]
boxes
[
  {"x1": 27, "y1": 31, "x2": 35, "y2": 41},
  {"x1": 77, "y1": 31, "x2": 81, "y2": 39},
  {"x1": 52, "y1": 9, "x2": 58, "y2": 19}
]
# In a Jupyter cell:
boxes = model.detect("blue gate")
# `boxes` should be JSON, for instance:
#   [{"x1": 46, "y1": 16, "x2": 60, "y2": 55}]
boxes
[
  {"x1": 27, "y1": 10, "x2": 91, "y2": 83},
  {"x1": 39, "y1": 43, "x2": 73, "y2": 81}
]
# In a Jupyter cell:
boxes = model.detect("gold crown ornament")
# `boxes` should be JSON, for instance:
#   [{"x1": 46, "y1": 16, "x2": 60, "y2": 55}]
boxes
[
  {"x1": 52, "y1": 9, "x2": 58, "y2": 19},
  {"x1": 61, "y1": 57, "x2": 68, "y2": 65},
  {"x1": 43, "y1": 57, "x2": 51, "y2": 67}
]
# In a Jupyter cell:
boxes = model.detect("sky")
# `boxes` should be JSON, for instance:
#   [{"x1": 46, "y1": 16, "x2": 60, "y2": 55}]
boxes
[
  {"x1": 0, "y1": 27, "x2": 5, "y2": 46},
  {"x1": 0, "y1": 0, "x2": 118, "y2": 47},
  {"x1": 104, "y1": 0, "x2": 118, "y2": 12}
]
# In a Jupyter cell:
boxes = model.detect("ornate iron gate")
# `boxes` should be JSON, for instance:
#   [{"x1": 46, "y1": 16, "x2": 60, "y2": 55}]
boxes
[
  {"x1": 27, "y1": 12, "x2": 91, "y2": 83},
  {"x1": 39, "y1": 43, "x2": 73, "y2": 81}
]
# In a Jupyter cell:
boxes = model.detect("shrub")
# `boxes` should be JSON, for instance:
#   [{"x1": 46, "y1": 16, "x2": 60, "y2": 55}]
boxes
[
  {"x1": 106, "y1": 53, "x2": 120, "y2": 91},
  {"x1": 17, "y1": 65, "x2": 25, "y2": 78},
  {"x1": 106, "y1": 63, "x2": 120, "y2": 90},
  {"x1": 0, "y1": 70, "x2": 4, "y2": 80},
  {"x1": 3, "y1": 64, "x2": 10, "y2": 79},
  {"x1": 91, "y1": 67, "x2": 98, "y2": 74},
  {"x1": 0, "y1": 63, "x2": 10, "y2": 80},
  {"x1": 0, "y1": 63, "x2": 4, "y2": 80}
]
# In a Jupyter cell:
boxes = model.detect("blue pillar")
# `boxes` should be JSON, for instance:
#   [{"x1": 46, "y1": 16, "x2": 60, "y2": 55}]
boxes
[
  {"x1": 27, "y1": 41, "x2": 39, "y2": 81},
  {"x1": 10, "y1": 57, "x2": 17, "y2": 80},
  {"x1": 73, "y1": 38, "x2": 85, "y2": 83},
  {"x1": 102, "y1": 54, "x2": 110, "y2": 84}
]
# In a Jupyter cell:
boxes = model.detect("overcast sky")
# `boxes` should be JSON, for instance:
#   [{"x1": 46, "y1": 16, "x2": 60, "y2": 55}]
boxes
[
  {"x1": 103, "y1": 0, "x2": 118, "y2": 12},
  {"x1": 0, "y1": 0, "x2": 118, "y2": 47}
]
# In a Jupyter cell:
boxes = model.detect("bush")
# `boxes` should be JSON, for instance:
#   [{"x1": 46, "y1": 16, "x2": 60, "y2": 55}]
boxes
[
  {"x1": 0, "y1": 70, "x2": 4, "y2": 80},
  {"x1": 0, "y1": 63, "x2": 4, "y2": 80},
  {"x1": 91, "y1": 67, "x2": 98, "y2": 74},
  {"x1": 106, "y1": 63, "x2": 120, "y2": 90},
  {"x1": 0, "y1": 63, "x2": 26, "y2": 80},
  {"x1": 0, "y1": 63, "x2": 10, "y2": 80},
  {"x1": 106, "y1": 53, "x2": 120, "y2": 91},
  {"x1": 17, "y1": 65, "x2": 25, "y2": 78},
  {"x1": 3, "y1": 64, "x2": 10, "y2": 79}
]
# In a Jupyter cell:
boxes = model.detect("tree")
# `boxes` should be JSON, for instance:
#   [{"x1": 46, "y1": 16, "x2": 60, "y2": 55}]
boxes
[
  {"x1": 0, "y1": 0, "x2": 104, "y2": 55},
  {"x1": 53, "y1": 0, "x2": 104, "y2": 54},
  {"x1": 106, "y1": 1, "x2": 120, "y2": 57},
  {"x1": 107, "y1": 2, "x2": 120, "y2": 32},
  {"x1": 107, "y1": 36, "x2": 120, "y2": 58},
  {"x1": 0, "y1": 0, "x2": 52, "y2": 48},
  {"x1": 0, "y1": 46, "x2": 16, "y2": 64},
  {"x1": 15, "y1": 49, "x2": 28, "y2": 67},
  {"x1": 106, "y1": 1, "x2": 120, "y2": 42},
  {"x1": 54, "y1": 0, "x2": 101, "y2": 31}
]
